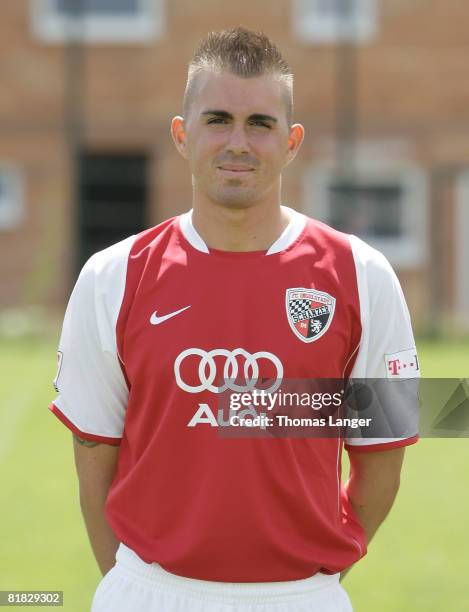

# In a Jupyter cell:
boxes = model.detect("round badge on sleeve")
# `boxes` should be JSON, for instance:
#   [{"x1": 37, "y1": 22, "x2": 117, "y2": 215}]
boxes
[{"x1": 286, "y1": 288, "x2": 336, "y2": 343}]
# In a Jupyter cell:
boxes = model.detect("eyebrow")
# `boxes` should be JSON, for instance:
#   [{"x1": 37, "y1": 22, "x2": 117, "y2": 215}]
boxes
[{"x1": 201, "y1": 110, "x2": 278, "y2": 124}]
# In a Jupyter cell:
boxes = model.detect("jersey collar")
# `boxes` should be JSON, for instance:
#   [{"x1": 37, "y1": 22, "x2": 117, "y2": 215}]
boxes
[{"x1": 178, "y1": 206, "x2": 306, "y2": 255}]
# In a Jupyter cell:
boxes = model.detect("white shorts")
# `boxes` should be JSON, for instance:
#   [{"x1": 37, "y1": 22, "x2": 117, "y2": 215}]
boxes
[{"x1": 91, "y1": 543, "x2": 353, "y2": 612}]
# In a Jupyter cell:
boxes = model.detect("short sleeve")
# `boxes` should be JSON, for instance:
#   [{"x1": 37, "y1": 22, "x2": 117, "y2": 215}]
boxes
[
  {"x1": 344, "y1": 235, "x2": 420, "y2": 452},
  {"x1": 49, "y1": 236, "x2": 134, "y2": 445}
]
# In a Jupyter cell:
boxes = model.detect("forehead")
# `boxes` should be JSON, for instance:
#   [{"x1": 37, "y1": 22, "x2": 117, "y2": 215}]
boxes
[{"x1": 189, "y1": 70, "x2": 287, "y2": 120}]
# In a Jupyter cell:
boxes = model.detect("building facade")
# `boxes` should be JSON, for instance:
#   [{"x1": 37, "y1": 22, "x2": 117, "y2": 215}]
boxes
[{"x1": 1, "y1": 0, "x2": 469, "y2": 333}]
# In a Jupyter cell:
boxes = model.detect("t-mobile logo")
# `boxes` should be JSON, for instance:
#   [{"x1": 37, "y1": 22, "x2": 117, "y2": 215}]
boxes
[
  {"x1": 387, "y1": 359, "x2": 401, "y2": 376},
  {"x1": 385, "y1": 349, "x2": 420, "y2": 379}
]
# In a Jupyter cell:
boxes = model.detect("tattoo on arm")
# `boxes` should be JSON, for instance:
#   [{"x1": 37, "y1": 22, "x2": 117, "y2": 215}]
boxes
[{"x1": 73, "y1": 434, "x2": 101, "y2": 448}]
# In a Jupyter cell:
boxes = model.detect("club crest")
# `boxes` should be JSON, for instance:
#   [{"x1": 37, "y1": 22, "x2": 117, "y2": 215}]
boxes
[{"x1": 286, "y1": 288, "x2": 336, "y2": 343}]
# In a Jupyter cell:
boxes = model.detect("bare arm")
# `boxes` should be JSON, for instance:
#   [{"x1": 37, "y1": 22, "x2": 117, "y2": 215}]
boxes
[
  {"x1": 73, "y1": 435, "x2": 120, "y2": 576},
  {"x1": 340, "y1": 447, "x2": 405, "y2": 581}
]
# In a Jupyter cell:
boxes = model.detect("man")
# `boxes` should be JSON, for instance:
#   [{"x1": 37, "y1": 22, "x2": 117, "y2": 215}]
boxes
[{"x1": 50, "y1": 28, "x2": 419, "y2": 611}]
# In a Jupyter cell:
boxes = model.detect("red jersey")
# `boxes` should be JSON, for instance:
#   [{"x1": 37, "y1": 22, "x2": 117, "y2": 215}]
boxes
[{"x1": 50, "y1": 207, "x2": 418, "y2": 581}]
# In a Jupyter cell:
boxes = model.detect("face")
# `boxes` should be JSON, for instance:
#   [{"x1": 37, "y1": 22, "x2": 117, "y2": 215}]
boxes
[{"x1": 172, "y1": 70, "x2": 304, "y2": 210}]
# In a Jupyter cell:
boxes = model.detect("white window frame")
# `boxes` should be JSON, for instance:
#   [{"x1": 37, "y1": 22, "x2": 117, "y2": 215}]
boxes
[
  {"x1": 0, "y1": 166, "x2": 24, "y2": 231},
  {"x1": 292, "y1": 0, "x2": 377, "y2": 44},
  {"x1": 303, "y1": 160, "x2": 428, "y2": 269},
  {"x1": 455, "y1": 172, "x2": 469, "y2": 327},
  {"x1": 31, "y1": 0, "x2": 164, "y2": 44}
]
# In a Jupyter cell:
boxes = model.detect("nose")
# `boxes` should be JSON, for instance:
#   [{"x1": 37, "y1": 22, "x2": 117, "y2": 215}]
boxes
[{"x1": 225, "y1": 124, "x2": 250, "y2": 155}]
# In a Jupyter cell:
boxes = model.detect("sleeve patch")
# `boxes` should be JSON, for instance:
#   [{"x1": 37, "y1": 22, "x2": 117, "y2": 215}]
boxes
[
  {"x1": 385, "y1": 348, "x2": 420, "y2": 379},
  {"x1": 53, "y1": 351, "x2": 63, "y2": 392}
]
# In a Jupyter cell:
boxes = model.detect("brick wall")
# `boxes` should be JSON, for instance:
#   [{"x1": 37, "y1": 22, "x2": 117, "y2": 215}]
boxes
[{"x1": 0, "y1": 0, "x2": 468, "y2": 330}]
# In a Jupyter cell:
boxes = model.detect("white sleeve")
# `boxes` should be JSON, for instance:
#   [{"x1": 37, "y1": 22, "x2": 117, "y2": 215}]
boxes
[
  {"x1": 49, "y1": 236, "x2": 134, "y2": 444},
  {"x1": 345, "y1": 235, "x2": 420, "y2": 452}
]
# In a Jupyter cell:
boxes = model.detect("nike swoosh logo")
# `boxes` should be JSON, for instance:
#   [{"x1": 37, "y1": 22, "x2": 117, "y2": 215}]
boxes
[{"x1": 150, "y1": 305, "x2": 191, "y2": 325}]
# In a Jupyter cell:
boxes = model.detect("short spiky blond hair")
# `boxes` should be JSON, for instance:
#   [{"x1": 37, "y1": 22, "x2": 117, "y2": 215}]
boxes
[{"x1": 183, "y1": 27, "x2": 294, "y2": 124}]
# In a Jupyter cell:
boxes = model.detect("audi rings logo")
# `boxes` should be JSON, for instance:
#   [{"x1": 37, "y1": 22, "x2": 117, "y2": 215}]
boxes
[{"x1": 174, "y1": 348, "x2": 283, "y2": 394}]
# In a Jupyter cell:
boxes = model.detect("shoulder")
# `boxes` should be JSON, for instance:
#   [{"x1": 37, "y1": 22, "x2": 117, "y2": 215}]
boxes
[
  {"x1": 84, "y1": 234, "x2": 136, "y2": 279},
  {"x1": 81, "y1": 216, "x2": 180, "y2": 286},
  {"x1": 302, "y1": 214, "x2": 389, "y2": 266},
  {"x1": 348, "y1": 234, "x2": 392, "y2": 270},
  {"x1": 299, "y1": 213, "x2": 400, "y2": 296},
  {"x1": 347, "y1": 235, "x2": 410, "y2": 328},
  {"x1": 301, "y1": 215, "x2": 356, "y2": 258},
  {"x1": 299, "y1": 214, "x2": 393, "y2": 277},
  {"x1": 348, "y1": 234, "x2": 400, "y2": 292}
]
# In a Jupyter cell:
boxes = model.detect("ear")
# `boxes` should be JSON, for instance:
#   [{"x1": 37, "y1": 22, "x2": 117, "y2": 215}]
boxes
[
  {"x1": 286, "y1": 123, "x2": 305, "y2": 165},
  {"x1": 171, "y1": 116, "x2": 188, "y2": 159}
]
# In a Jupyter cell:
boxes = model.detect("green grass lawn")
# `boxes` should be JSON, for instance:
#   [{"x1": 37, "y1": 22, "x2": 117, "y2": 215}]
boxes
[{"x1": 0, "y1": 337, "x2": 468, "y2": 611}]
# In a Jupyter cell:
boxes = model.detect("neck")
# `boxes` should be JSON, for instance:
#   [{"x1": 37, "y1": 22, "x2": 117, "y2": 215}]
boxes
[{"x1": 191, "y1": 200, "x2": 291, "y2": 252}]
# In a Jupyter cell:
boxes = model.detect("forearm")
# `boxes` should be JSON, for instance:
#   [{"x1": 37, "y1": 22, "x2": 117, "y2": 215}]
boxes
[
  {"x1": 73, "y1": 436, "x2": 121, "y2": 576},
  {"x1": 345, "y1": 470, "x2": 400, "y2": 546},
  {"x1": 79, "y1": 486, "x2": 120, "y2": 576},
  {"x1": 340, "y1": 447, "x2": 405, "y2": 581}
]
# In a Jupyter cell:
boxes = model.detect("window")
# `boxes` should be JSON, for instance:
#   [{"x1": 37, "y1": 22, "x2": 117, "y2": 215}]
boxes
[
  {"x1": 78, "y1": 152, "x2": 148, "y2": 267},
  {"x1": 328, "y1": 182, "x2": 403, "y2": 238},
  {"x1": 56, "y1": 0, "x2": 139, "y2": 15},
  {"x1": 31, "y1": 0, "x2": 164, "y2": 44},
  {"x1": 304, "y1": 162, "x2": 428, "y2": 268},
  {"x1": 292, "y1": 0, "x2": 377, "y2": 44},
  {"x1": 0, "y1": 167, "x2": 24, "y2": 231}
]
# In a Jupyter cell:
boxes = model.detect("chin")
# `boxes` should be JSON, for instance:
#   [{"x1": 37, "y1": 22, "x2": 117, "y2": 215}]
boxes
[
  {"x1": 213, "y1": 195, "x2": 258, "y2": 210},
  {"x1": 206, "y1": 186, "x2": 259, "y2": 209}
]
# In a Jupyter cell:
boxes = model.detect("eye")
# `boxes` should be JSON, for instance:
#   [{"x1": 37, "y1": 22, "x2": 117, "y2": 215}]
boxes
[
  {"x1": 207, "y1": 117, "x2": 228, "y2": 124},
  {"x1": 250, "y1": 120, "x2": 271, "y2": 129}
]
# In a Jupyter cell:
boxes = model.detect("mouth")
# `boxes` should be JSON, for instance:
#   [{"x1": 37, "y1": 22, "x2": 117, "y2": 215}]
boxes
[{"x1": 217, "y1": 165, "x2": 255, "y2": 175}]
